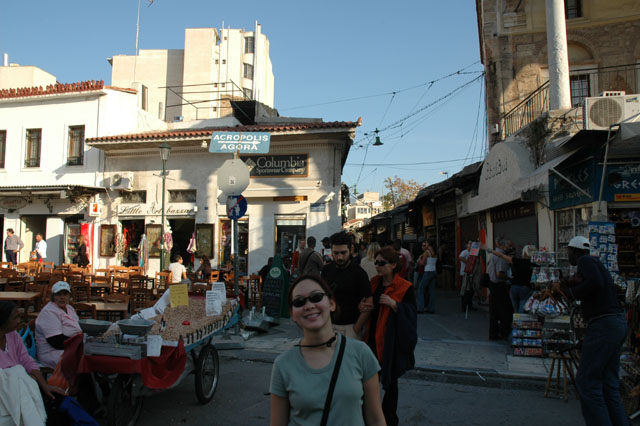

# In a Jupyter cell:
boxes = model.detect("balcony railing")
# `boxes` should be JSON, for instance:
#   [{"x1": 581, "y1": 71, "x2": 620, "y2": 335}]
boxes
[
  {"x1": 24, "y1": 158, "x2": 40, "y2": 168},
  {"x1": 501, "y1": 63, "x2": 640, "y2": 140},
  {"x1": 67, "y1": 156, "x2": 83, "y2": 166}
]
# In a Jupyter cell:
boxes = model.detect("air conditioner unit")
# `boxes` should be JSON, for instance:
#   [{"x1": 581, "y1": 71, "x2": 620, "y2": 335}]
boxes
[
  {"x1": 110, "y1": 172, "x2": 134, "y2": 191},
  {"x1": 584, "y1": 94, "x2": 640, "y2": 130}
]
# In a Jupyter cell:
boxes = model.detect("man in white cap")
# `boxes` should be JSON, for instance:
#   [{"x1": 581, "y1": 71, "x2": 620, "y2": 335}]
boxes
[
  {"x1": 35, "y1": 281, "x2": 82, "y2": 369},
  {"x1": 553, "y1": 236, "x2": 628, "y2": 426}
]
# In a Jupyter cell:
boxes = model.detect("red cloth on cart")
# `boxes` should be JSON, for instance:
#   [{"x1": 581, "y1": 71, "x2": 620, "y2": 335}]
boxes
[{"x1": 75, "y1": 339, "x2": 187, "y2": 390}]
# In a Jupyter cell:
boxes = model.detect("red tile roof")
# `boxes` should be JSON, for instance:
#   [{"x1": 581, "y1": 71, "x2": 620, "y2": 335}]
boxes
[
  {"x1": 0, "y1": 80, "x2": 128, "y2": 99},
  {"x1": 86, "y1": 118, "x2": 362, "y2": 143}
]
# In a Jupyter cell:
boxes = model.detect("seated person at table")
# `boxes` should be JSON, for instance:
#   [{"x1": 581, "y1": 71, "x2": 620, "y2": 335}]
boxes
[
  {"x1": 195, "y1": 255, "x2": 212, "y2": 281},
  {"x1": 35, "y1": 281, "x2": 82, "y2": 369},
  {"x1": 0, "y1": 301, "x2": 66, "y2": 425},
  {"x1": 168, "y1": 255, "x2": 190, "y2": 284}
]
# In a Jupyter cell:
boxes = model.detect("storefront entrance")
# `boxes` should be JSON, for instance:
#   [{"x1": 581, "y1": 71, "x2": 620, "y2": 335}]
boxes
[
  {"x1": 219, "y1": 219, "x2": 248, "y2": 274},
  {"x1": 169, "y1": 219, "x2": 196, "y2": 268},
  {"x1": 274, "y1": 215, "x2": 306, "y2": 272},
  {"x1": 20, "y1": 215, "x2": 47, "y2": 262},
  {"x1": 64, "y1": 215, "x2": 83, "y2": 264},
  {"x1": 120, "y1": 219, "x2": 144, "y2": 267}
]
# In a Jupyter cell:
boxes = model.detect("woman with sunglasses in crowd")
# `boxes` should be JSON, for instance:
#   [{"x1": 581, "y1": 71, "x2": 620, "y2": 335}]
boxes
[
  {"x1": 270, "y1": 274, "x2": 386, "y2": 426},
  {"x1": 363, "y1": 247, "x2": 417, "y2": 426}
]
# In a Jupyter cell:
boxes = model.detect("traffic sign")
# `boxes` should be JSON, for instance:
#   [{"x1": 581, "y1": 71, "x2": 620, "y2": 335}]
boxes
[
  {"x1": 226, "y1": 195, "x2": 247, "y2": 220},
  {"x1": 218, "y1": 159, "x2": 250, "y2": 195},
  {"x1": 210, "y1": 132, "x2": 271, "y2": 154}
]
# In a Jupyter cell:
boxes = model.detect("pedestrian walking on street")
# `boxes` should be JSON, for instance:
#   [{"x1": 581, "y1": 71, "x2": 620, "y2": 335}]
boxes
[
  {"x1": 321, "y1": 232, "x2": 372, "y2": 339},
  {"x1": 3, "y1": 228, "x2": 23, "y2": 265},
  {"x1": 554, "y1": 236, "x2": 629, "y2": 426},
  {"x1": 485, "y1": 243, "x2": 537, "y2": 313},
  {"x1": 485, "y1": 239, "x2": 513, "y2": 340},
  {"x1": 363, "y1": 246, "x2": 417, "y2": 426},
  {"x1": 298, "y1": 236, "x2": 324, "y2": 276},
  {"x1": 360, "y1": 242, "x2": 381, "y2": 281},
  {"x1": 270, "y1": 274, "x2": 387, "y2": 426},
  {"x1": 33, "y1": 233, "x2": 47, "y2": 263},
  {"x1": 459, "y1": 240, "x2": 477, "y2": 312},
  {"x1": 417, "y1": 240, "x2": 438, "y2": 314}
]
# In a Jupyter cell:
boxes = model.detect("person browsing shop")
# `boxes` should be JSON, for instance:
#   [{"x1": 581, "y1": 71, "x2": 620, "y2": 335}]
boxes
[
  {"x1": 553, "y1": 236, "x2": 628, "y2": 426},
  {"x1": 269, "y1": 274, "x2": 386, "y2": 426},
  {"x1": 321, "y1": 232, "x2": 372, "y2": 339},
  {"x1": 74, "y1": 235, "x2": 90, "y2": 268},
  {"x1": 485, "y1": 239, "x2": 513, "y2": 340}
]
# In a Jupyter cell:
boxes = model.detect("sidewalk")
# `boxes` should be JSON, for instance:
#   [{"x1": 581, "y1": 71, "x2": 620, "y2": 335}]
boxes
[{"x1": 214, "y1": 290, "x2": 552, "y2": 383}]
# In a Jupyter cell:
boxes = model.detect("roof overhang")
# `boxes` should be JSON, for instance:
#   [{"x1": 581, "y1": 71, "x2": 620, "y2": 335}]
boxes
[{"x1": 0, "y1": 184, "x2": 105, "y2": 198}]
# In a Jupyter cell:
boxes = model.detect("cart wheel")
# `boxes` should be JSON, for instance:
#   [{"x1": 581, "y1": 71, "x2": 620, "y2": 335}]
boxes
[
  {"x1": 107, "y1": 374, "x2": 143, "y2": 426},
  {"x1": 195, "y1": 344, "x2": 219, "y2": 404}
]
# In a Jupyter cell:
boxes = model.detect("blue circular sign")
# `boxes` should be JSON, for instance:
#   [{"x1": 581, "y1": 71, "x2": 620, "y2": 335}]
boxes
[{"x1": 226, "y1": 195, "x2": 247, "y2": 220}]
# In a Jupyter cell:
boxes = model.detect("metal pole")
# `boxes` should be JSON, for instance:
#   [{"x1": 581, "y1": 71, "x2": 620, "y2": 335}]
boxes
[
  {"x1": 160, "y1": 158, "x2": 166, "y2": 271},
  {"x1": 233, "y1": 218, "x2": 239, "y2": 295}
]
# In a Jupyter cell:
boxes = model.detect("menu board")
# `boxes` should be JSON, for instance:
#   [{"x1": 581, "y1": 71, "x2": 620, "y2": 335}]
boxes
[
  {"x1": 262, "y1": 266, "x2": 285, "y2": 319},
  {"x1": 588, "y1": 221, "x2": 618, "y2": 272}
]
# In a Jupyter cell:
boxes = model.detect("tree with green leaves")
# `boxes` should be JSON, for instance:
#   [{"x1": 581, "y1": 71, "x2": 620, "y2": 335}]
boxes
[{"x1": 382, "y1": 176, "x2": 424, "y2": 210}]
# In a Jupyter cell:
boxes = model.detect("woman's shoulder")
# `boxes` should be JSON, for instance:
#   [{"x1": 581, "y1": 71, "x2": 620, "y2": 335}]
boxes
[{"x1": 273, "y1": 345, "x2": 300, "y2": 367}]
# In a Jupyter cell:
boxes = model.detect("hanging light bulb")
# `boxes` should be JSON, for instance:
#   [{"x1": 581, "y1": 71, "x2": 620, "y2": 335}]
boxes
[{"x1": 373, "y1": 128, "x2": 383, "y2": 146}]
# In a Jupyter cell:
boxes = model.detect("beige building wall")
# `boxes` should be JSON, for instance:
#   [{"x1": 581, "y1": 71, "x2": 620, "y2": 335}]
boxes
[
  {"x1": 110, "y1": 24, "x2": 275, "y2": 123},
  {"x1": 477, "y1": 0, "x2": 640, "y2": 146},
  {"x1": 0, "y1": 65, "x2": 56, "y2": 89}
]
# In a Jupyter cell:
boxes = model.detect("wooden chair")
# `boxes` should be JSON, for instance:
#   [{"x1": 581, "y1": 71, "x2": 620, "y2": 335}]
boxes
[
  {"x1": 61, "y1": 264, "x2": 77, "y2": 270},
  {"x1": 25, "y1": 284, "x2": 49, "y2": 319},
  {"x1": 112, "y1": 276, "x2": 130, "y2": 294},
  {"x1": 0, "y1": 261, "x2": 13, "y2": 269},
  {"x1": 128, "y1": 266, "x2": 143, "y2": 275},
  {"x1": 72, "y1": 282, "x2": 91, "y2": 303},
  {"x1": 155, "y1": 272, "x2": 172, "y2": 295},
  {"x1": 104, "y1": 293, "x2": 129, "y2": 304},
  {"x1": 129, "y1": 288, "x2": 155, "y2": 314},
  {"x1": 73, "y1": 303, "x2": 97, "y2": 320},
  {"x1": 40, "y1": 262, "x2": 54, "y2": 273},
  {"x1": 210, "y1": 270, "x2": 222, "y2": 282},
  {"x1": 0, "y1": 268, "x2": 18, "y2": 278},
  {"x1": 33, "y1": 272, "x2": 52, "y2": 285},
  {"x1": 5, "y1": 278, "x2": 26, "y2": 292}
]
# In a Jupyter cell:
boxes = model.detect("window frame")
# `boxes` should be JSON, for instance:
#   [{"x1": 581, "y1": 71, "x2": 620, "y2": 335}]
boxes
[
  {"x1": 0, "y1": 130, "x2": 5, "y2": 169},
  {"x1": 244, "y1": 36, "x2": 255, "y2": 54},
  {"x1": 243, "y1": 63, "x2": 254, "y2": 79},
  {"x1": 168, "y1": 189, "x2": 197, "y2": 203},
  {"x1": 67, "y1": 125, "x2": 85, "y2": 166},
  {"x1": 565, "y1": 0, "x2": 582, "y2": 19},
  {"x1": 24, "y1": 128, "x2": 41, "y2": 168}
]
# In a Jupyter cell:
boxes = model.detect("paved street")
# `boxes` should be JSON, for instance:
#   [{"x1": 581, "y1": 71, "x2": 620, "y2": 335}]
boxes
[{"x1": 134, "y1": 357, "x2": 582, "y2": 426}]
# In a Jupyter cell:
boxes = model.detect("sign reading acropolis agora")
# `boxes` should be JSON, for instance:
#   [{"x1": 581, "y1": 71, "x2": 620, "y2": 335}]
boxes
[{"x1": 209, "y1": 131, "x2": 271, "y2": 153}]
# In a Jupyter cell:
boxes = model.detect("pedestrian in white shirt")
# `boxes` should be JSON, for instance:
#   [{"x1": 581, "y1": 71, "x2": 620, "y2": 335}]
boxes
[
  {"x1": 168, "y1": 254, "x2": 189, "y2": 284},
  {"x1": 34, "y1": 233, "x2": 47, "y2": 262}
]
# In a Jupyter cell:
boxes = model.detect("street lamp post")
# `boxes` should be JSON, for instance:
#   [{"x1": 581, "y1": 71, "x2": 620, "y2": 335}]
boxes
[{"x1": 159, "y1": 142, "x2": 171, "y2": 271}]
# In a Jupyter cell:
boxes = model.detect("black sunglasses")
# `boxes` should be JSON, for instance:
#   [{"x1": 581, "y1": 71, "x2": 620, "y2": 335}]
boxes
[
  {"x1": 290, "y1": 292, "x2": 326, "y2": 308},
  {"x1": 374, "y1": 260, "x2": 389, "y2": 267}
]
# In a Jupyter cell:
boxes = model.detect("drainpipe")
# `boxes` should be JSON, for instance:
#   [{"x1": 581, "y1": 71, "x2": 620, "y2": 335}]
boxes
[{"x1": 545, "y1": 0, "x2": 572, "y2": 110}]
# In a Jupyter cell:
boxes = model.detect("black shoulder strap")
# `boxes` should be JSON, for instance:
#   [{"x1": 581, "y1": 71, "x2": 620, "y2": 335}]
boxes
[{"x1": 320, "y1": 335, "x2": 347, "y2": 426}]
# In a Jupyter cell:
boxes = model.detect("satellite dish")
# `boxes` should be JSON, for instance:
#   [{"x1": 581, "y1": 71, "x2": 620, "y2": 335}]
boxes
[{"x1": 218, "y1": 159, "x2": 250, "y2": 195}]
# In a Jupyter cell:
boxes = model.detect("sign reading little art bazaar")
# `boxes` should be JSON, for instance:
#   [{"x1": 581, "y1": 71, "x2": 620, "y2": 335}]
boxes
[
  {"x1": 0, "y1": 197, "x2": 28, "y2": 210},
  {"x1": 116, "y1": 202, "x2": 196, "y2": 216},
  {"x1": 241, "y1": 154, "x2": 308, "y2": 177},
  {"x1": 209, "y1": 132, "x2": 271, "y2": 153}
]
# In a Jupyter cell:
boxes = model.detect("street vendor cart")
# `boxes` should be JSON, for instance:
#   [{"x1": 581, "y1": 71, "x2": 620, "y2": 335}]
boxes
[{"x1": 69, "y1": 293, "x2": 239, "y2": 426}]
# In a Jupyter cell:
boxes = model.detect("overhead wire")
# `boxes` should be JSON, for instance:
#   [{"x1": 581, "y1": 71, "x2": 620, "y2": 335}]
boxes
[{"x1": 462, "y1": 77, "x2": 485, "y2": 166}]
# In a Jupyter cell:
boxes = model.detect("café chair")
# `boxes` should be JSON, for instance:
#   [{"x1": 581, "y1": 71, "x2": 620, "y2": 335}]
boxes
[
  {"x1": 73, "y1": 303, "x2": 97, "y2": 320},
  {"x1": 129, "y1": 288, "x2": 155, "y2": 314}
]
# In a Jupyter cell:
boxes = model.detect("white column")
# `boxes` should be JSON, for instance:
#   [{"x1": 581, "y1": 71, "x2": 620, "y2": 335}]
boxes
[
  {"x1": 45, "y1": 217, "x2": 65, "y2": 265},
  {"x1": 545, "y1": 0, "x2": 572, "y2": 110}
]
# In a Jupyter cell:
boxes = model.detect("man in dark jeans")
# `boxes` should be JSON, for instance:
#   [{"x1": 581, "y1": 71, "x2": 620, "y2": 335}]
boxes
[
  {"x1": 486, "y1": 239, "x2": 512, "y2": 340},
  {"x1": 554, "y1": 236, "x2": 628, "y2": 426}
]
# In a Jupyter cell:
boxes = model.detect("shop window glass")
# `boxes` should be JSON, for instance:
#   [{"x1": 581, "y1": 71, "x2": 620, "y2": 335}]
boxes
[
  {"x1": 570, "y1": 74, "x2": 590, "y2": 107},
  {"x1": 121, "y1": 191, "x2": 147, "y2": 204},
  {"x1": 243, "y1": 63, "x2": 254, "y2": 79},
  {"x1": 565, "y1": 0, "x2": 582, "y2": 19},
  {"x1": 244, "y1": 36, "x2": 255, "y2": 54},
  {"x1": 196, "y1": 224, "x2": 214, "y2": 258},
  {"x1": 169, "y1": 190, "x2": 196, "y2": 203},
  {"x1": 219, "y1": 219, "x2": 248, "y2": 274},
  {"x1": 274, "y1": 215, "x2": 306, "y2": 272}
]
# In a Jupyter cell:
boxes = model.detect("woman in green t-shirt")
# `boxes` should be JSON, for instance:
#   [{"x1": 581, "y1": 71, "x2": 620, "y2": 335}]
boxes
[{"x1": 270, "y1": 274, "x2": 387, "y2": 426}]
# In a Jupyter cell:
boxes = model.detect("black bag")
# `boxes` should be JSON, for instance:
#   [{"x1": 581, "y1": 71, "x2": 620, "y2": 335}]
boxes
[{"x1": 479, "y1": 273, "x2": 490, "y2": 288}]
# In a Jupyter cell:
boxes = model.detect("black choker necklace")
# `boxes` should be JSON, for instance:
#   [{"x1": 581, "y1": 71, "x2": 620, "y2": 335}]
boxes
[{"x1": 296, "y1": 333, "x2": 338, "y2": 348}]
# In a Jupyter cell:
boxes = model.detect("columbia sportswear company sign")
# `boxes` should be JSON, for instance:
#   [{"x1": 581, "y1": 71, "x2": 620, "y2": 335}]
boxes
[
  {"x1": 209, "y1": 132, "x2": 271, "y2": 153},
  {"x1": 241, "y1": 154, "x2": 308, "y2": 177}
]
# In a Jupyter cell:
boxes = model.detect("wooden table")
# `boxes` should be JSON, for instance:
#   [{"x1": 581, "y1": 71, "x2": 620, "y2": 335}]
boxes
[
  {"x1": 91, "y1": 302, "x2": 129, "y2": 321},
  {"x1": 0, "y1": 291, "x2": 42, "y2": 313},
  {"x1": 90, "y1": 282, "x2": 111, "y2": 299}
]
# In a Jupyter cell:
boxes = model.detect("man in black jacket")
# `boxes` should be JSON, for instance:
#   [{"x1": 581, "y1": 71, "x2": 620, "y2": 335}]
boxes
[{"x1": 554, "y1": 236, "x2": 628, "y2": 426}]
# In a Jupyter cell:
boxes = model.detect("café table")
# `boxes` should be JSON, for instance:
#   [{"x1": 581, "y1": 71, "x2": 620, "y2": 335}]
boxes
[
  {"x1": 91, "y1": 302, "x2": 129, "y2": 321},
  {"x1": 0, "y1": 291, "x2": 42, "y2": 313}
]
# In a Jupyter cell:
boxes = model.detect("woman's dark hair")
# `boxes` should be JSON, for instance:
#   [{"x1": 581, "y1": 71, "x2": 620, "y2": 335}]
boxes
[
  {"x1": 201, "y1": 255, "x2": 211, "y2": 265},
  {"x1": 287, "y1": 274, "x2": 334, "y2": 307},
  {"x1": 0, "y1": 301, "x2": 17, "y2": 328},
  {"x1": 375, "y1": 246, "x2": 401, "y2": 274}
]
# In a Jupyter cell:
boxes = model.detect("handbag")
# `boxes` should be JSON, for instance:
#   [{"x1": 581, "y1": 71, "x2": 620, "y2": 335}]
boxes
[{"x1": 320, "y1": 334, "x2": 347, "y2": 426}]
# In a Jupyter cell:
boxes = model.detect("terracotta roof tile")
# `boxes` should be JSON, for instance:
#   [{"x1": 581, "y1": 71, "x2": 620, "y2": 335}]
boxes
[
  {"x1": 0, "y1": 80, "x2": 106, "y2": 99},
  {"x1": 86, "y1": 119, "x2": 362, "y2": 143}
]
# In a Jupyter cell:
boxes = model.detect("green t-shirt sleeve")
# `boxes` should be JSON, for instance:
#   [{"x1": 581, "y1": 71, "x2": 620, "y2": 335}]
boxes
[
  {"x1": 359, "y1": 340, "x2": 381, "y2": 382},
  {"x1": 270, "y1": 356, "x2": 288, "y2": 398}
]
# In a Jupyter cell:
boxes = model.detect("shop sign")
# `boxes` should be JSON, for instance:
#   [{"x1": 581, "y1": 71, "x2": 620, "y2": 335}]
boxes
[
  {"x1": 549, "y1": 161, "x2": 594, "y2": 210},
  {"x1": 116, "y1": 202, "x2": 196, "y2": 216},
  {"x1": 491, "y1": 202, "x2": 535, "y2": 223},
  {"x1": 598, "y1": 163, "x2": 640, "y2": 202},
  {"x1": 0, "y1": 197, "x2": 27, "y2": 210},
  {"x1": 209, "y1": 132, "x2": 270, "y2": 153},
  {"x1": 241, "y1": 154, "x2": 308, "y2": 177}
]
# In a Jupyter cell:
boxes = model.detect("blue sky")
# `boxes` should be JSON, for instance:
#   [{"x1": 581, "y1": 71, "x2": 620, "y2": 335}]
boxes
[{"x1": 0, "y1": 0, "x2": 486, "y2": 195}]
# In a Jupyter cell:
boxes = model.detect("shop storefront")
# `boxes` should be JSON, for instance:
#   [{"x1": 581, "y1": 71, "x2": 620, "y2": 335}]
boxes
[{"x1": 490, "y1": 201, "x2": 538, "y2": 254}]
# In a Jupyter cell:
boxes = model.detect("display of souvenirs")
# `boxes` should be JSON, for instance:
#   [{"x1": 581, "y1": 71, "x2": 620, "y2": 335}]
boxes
[
  {"x1": 511, "y1": 313, "x2": 543, "y2": 357},
  {"x1": 532, "y1": 249, "x2": 555, "y2": 266},
  {"x1": 589, "y1": 221, "x2": 619, "y2": 273}
]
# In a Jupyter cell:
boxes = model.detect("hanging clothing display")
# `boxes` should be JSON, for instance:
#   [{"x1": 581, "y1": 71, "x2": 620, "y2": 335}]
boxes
[{"x1": 138, "y1": 233, "x2": 149, "y2": 274}]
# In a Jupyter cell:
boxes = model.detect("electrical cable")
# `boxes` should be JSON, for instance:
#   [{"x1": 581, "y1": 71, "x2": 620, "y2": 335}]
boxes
[
  {"x1": 344, "y1": 156, "x2": 486, "y2": 167},
  {"x1": 462, "y1": 78, "x2": 484, "y2": 166}
]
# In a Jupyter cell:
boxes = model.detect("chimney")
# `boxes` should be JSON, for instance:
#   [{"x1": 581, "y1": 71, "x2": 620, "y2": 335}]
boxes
[
  {"x1": 2, "y1": 53, "x2": 8, "y2": 67},
  {"x1": 545, "y1": 0, "x2": 572, "y2": 110}
]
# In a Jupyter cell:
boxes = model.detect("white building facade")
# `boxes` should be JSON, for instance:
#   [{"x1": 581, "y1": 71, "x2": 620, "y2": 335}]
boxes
[
  {"x1": 0, "y1": 65, "x2": 164, "y2": 265},
  {"x1": 110, "y1": 23, "x2": 274, "y2": 123}
]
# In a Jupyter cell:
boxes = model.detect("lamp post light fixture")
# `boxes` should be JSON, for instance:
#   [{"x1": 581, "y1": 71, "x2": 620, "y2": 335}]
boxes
[
  {"x1": 159, "y1": 142, "x2": 171, "y2": 271},
  {"x1": 372, "y1": 128, "x2": 383, "y2": 146}
]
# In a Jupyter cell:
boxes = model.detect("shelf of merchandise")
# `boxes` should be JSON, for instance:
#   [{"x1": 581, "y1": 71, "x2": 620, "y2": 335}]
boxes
[{"x1": 512, "y1": 313, "x2": 543, "y2": 357}]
